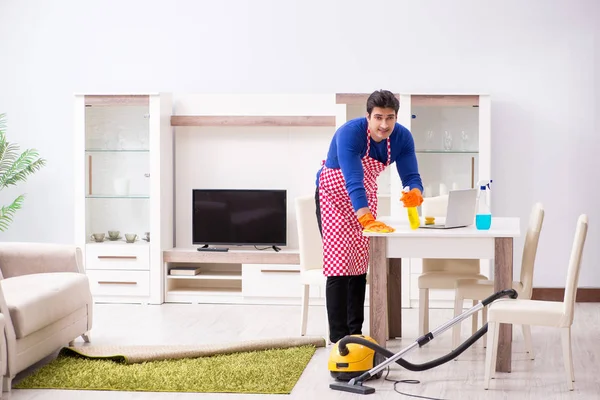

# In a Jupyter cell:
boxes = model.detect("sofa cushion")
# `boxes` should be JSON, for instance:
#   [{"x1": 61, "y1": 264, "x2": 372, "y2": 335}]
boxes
[{"x1": 0, "y1": 272, "x2": 91, "y2": 339}]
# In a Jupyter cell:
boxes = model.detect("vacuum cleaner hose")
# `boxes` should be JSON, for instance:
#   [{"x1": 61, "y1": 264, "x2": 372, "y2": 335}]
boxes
[
  {"x1": 337, "y1": 289, "x2": 518, "y2": 372},
  {"x1": 338, "y1": 324, "x2": 487, "y2": 372}
]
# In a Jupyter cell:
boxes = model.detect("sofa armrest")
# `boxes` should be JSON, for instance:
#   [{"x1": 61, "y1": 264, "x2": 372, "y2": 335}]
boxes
[
  {"x1": 0, "y1": 243, "x2": 83, "y2": 279},
  {"x1": 0, "y1": 313, "x2": 6, "y2": 378},
  {"x1": 0, "y1": 285, "x2": 17, "y2": 381}
]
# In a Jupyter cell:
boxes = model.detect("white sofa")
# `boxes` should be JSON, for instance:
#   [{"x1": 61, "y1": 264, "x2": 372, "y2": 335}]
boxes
[{"x1": 0, "y1": 243, "x2": 93, "y2": 391}]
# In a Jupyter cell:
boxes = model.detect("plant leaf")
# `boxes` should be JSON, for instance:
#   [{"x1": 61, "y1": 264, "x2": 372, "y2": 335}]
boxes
[
  {"x1": 0, "y1": 113, "x2": 45, "y2": 232},
  {"x1": 0, "y1": 142, "x2": 21, "y2": 176},
  {"x1": 0, "y1": 194, "x2": 25, "y2": 232},
  {"x1": 0, "y1": 149, "x2": 47, "y2": 189}
]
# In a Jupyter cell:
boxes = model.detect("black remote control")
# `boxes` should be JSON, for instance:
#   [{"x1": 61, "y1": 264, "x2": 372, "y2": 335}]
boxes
[{"x1": 197, "y1": 247, "x2": 229, "y2": 252}]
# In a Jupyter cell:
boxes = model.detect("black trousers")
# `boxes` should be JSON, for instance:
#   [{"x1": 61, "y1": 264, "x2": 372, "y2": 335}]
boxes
[{"x1": 315, "y1": 188, "x2": 368, "y2": 343}]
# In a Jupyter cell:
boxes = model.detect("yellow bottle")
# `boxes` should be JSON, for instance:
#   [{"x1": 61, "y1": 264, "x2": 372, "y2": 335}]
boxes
[{"x1": 407, "y1": 207, "x2": 420, "y2": 230}]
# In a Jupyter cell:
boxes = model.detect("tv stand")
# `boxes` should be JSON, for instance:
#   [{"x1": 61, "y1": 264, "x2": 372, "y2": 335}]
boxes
[
  {"x1": 197, "y1": 245, "x2": 229, "y2": 252},
  {"x1": 272, "y1": 245, "x2": 281, "y2": 252},
  {"x1": 162, "y1": 247, "x2": 308, "y2": 305}
]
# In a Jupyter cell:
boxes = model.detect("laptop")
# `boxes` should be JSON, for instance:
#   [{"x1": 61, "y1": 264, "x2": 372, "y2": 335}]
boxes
[{"x1": 419, "y1": 188, "x2": 478, "y2": 229}]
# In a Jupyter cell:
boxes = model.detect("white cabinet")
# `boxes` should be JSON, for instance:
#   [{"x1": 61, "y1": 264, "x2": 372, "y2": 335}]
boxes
[
  {"x1": 242, "y1": 264, "x2": 317, "y2": 299},
  {"x1": 393, "y1": 94, "x2": 492, "y2": 308},
  {"x1": 162, "y1": 250, "x2": 324, "y2": 305},
  {"x1": 69, "y1": 92, "x2": 489, "y2": 309},
  {"x1": 74, "y1": 93, "x2": 174, "y2": 304}
]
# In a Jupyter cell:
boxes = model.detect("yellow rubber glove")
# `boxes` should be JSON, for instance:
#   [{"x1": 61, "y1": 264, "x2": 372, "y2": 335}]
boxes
[
  {"x1": 358, "y1": 212, "x2": 395, "y2": 233},
  {"x1": 400, "y1": 188, "x2": 424, "y2": 208}
]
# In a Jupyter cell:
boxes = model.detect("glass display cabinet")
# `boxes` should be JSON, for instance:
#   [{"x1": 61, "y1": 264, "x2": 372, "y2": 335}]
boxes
[
  {"x1": 394, "y1": 94, "x2": 492, "y2": 309},
  {"x1": 74, "y1": 93, "x2": 173, "y2": 305}
]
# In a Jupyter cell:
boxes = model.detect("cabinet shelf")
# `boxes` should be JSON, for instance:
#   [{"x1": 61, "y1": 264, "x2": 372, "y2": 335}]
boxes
[
  {"x1": 86, "y1": 195, "x2": 150, "y2": 199},
  {"x1": 170, "y1": 115, "x2": 336, "y2": 127},
  {"x1": 86, "y1": 240, "x2": 149, "y2": 245},
  {"x1": 84, "y1": 95, "x2": 150, "y2": 107},
  {"x1": 336, "y1": 93, "x2": 479, "y2": 107},
  {"x1": 336, "y1": 93, "x2": 400, "y2": 105},
  {"x1": 416, "y1": 150, "x2": 478, "y2": 154},
  {"x1": 167, "y1": 271, "x2": 242, "y2": 281},
  {"x1": 163, "y1": 248, "x2": 300, "y2": 264},
  {"x1": 167, "y1": 288, "x2": 242, "y2": 296},
  {"x1": 86, "y1": 149, "x2": 149, "y2": 153}
]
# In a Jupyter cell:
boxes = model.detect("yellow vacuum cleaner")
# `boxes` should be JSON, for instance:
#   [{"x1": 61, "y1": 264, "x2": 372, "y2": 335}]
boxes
[
  {"x1": 328, "y1": 335, "x2": 383, "y2": 381},
  {"x1": 328, "y1": 289, "x2": 518, "y2": 395}
]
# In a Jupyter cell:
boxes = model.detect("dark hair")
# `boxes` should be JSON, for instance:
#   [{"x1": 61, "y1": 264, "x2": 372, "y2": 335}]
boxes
[{"x1": 366, "y1": 90, "x2": 399, "y2": 115}]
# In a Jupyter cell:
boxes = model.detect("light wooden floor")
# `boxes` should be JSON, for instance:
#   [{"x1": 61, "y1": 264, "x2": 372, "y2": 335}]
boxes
[{"x1": 8, "y1": 302, "x2": 600, "y2": 399}]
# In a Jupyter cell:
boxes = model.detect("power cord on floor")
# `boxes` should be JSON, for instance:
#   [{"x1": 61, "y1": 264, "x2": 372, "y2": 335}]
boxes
[{"x1": 383, "y1": 367, "x2": 447, "y2": 400}]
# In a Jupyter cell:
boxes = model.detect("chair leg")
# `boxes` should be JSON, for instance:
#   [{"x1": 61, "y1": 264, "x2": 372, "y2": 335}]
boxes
[
  {"x1": 452, "y1": 292, "x2": 463, "y2": 357},
  {"x1": 521, "y1": 325, "x2": 534, "y2": 359},
  {"x1": 482, "y1": 306, "x2": 488, "y2": 348},
  {"x1": 484, "y1": 321, "x2": 500, "y2": 390},
  {"x1": 561, "y1": 327, "x2": 575, "y2": 390},
  {"x1": 300, "y1": 285, "x2": 310, "y2": 336},
  {"x1": 419, "y1": 288, "x2": 429, "y2": 335},
  {"x1": 471, "y1": 300, "x2": 478, "y2": 335}
]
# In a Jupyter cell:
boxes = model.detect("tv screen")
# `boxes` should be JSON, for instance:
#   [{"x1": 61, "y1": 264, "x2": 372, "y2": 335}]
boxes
[{"x1": 192, "y1": 189, "x2": 287, "y2": 246}]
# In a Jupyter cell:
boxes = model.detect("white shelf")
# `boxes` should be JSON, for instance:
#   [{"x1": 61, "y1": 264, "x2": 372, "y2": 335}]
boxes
[
  {"x1": 86, "y1": 195, "x2": 150, "y2": 199},
  {"x1": 170, "y1": 115, "x2": 336, "y2": 127},
  {"x1": 85, "y1": 149, "x2": 150, "y2": 153},
  {"x1": 163, "y1": 248, "x2": 300, "y2": 264},
  {"x1": 86, "y1": 240, "x2": 149, "y2": 246},
  {"x1": 416, "y1": 150, "x2": 478, "y2": 154},
  {"x1": 167, "y1": 288, "x2": 241, "y2": 295},
  {"x1": 167, "y1": 271, "x2": 242, "y2": 280}
]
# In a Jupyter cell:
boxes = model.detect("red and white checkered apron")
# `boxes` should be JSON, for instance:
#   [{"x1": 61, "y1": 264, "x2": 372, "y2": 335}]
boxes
[{"x1": 318, "y1": 130, "x2": 391, "y2": 277}]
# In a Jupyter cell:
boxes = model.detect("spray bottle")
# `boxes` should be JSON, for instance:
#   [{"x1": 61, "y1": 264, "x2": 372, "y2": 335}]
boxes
[
  {"x1": 403, "y1": 186, "x2": 421, "y2": 230},
  {"x1": 476, "y1": 179, "x2": 492, "y2": 230}
]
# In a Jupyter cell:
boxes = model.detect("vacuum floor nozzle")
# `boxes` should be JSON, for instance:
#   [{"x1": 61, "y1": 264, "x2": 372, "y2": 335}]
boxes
[{"x1": 329, "y1": 381, "x2": 375, "y2": 394}]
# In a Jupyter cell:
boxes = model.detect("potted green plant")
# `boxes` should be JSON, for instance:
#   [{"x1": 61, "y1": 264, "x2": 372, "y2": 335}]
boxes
[{"x1": 0, "y1": 113, "x2": 46, "y2": 231}]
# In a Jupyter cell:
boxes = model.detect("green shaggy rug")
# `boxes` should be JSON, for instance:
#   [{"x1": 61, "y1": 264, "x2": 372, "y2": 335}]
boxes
[{"x1": 15, "y1": 337, "x2": 325, "y2": 394}]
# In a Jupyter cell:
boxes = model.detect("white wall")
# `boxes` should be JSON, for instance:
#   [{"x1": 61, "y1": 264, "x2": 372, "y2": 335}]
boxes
[{"x1": 0, "y1": 0, "x2": 597, "y2": 288}]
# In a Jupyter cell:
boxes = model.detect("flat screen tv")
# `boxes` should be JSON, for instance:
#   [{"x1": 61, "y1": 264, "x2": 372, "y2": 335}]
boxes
[{"x1": 192, "y1": 189, "x2": 287, "y2": 248}]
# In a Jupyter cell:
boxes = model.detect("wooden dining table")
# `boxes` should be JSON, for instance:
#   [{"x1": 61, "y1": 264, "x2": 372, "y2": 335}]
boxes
[{"x1": 363, "y1": 216, "x2": 521, "y2": 373}]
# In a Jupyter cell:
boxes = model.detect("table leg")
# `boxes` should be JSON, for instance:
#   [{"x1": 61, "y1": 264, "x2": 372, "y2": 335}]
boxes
[
  {"x1": 494, "y1": 237, "x2": 513, "y2": 372},
  {"x1": 369, "y1": 237, "x2": 387, "y2": 347},
  {"x1": 388, "y1": 258, "x2": 402, "y2": 338}
]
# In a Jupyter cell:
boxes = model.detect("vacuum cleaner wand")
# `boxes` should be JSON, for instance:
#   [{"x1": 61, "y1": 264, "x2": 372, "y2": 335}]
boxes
[{"x1": 330, "y1": 288, "x2": 518, "y2": 395}]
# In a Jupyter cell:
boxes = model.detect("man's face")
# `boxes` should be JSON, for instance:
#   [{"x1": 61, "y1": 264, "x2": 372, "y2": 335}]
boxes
[{"x1": 366, "y1": 107, "x2": 396, "y2": 142}]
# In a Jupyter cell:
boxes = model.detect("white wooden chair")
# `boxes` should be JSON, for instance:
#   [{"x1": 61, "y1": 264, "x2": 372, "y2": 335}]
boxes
[
  {"x1": 418, "y1": 195, "x2": 487, "y2": 335},
  {"x1": 295, "y1": 195, "x2": 329, "y2": 342},
  {"x1": 484, "y1": 214, "x2": 588, "y2": 391},
  {"x1": 452, "y1": 202, "x2": 544, "y2": 357}
]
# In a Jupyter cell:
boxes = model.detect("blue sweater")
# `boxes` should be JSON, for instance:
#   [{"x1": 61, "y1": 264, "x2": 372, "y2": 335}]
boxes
[{"x1": 316, "y1": 117, "x2": 423, "y2": 212}]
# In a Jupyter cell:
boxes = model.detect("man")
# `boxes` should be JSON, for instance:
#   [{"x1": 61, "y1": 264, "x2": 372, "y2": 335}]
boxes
[{"x1": 315, "y1": 89, "x2": 424, "y2": 343}]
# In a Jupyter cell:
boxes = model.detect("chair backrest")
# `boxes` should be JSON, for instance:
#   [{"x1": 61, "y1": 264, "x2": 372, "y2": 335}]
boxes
[
  {"x1": 421, "y1": 195, "x2": 449, "y2": 218},
  {"x1": 563, "y1": 214, "x2": 589, "y2": 324},
  {"x1": 421, "y1": 258, "x2": 481, "y2": 274},
  {"x1": 518, "y1": 202, "x2": 545, "y2": 298},
  {"x1": 295, "y1": 195, "x2": 324, "y2": 272}
]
